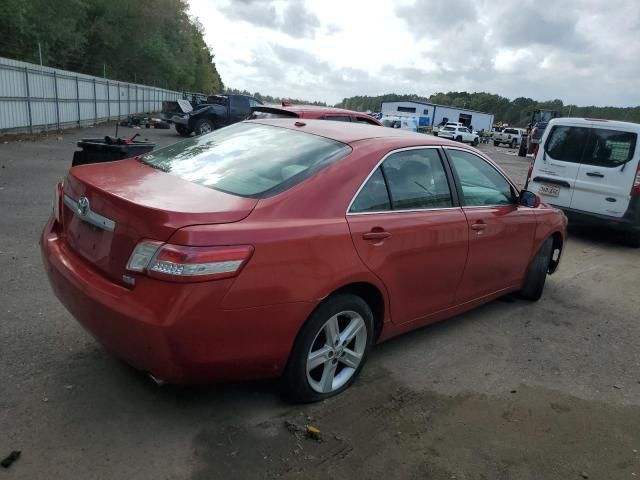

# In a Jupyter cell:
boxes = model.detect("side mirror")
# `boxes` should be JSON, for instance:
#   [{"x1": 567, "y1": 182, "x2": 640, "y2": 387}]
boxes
[{"x1": 519, "y1": 190, "x2": 540, "y2": 208}]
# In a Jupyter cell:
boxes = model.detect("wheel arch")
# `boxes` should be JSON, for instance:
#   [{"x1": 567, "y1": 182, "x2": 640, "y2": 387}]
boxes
[{"x1": 327, "y1": 282, "x2": 386, "y2": 342}]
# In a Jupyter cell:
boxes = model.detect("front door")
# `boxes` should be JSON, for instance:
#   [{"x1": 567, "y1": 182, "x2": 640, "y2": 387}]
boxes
[
  {"x1": 571, "y1": 125, "x2": 639, "y2": 217},
  {"x1": 445, "y1": 148, "x2": 537, "y2": 302},
  {"x1": 346, "y1": 147, "x2": 469, "y2": 325}
]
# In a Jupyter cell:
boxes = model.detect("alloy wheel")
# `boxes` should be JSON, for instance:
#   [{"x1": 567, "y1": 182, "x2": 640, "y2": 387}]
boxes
[{"x1": 306, "y1": 311, "x2": 367, "y2": 394}]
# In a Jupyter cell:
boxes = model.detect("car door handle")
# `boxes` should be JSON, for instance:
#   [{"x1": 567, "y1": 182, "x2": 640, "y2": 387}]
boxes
[
  {"x1": 362, "y1": 231, "x2": 391, "y2": 240},
  {"x1": 586, "y1": 172, "x2": 605, "y2": 178},
  {"x1": 471, "y1": 221, "x2": 487, "y2": 231}
]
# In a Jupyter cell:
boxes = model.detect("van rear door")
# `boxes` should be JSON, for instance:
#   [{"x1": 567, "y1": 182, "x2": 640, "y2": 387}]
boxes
[
  {"x1": 529, "y1": 122, "x2": 589, "y2": 208},
  {"x1": 570, "y1": 125, "x2": 639, "y2": 217}
]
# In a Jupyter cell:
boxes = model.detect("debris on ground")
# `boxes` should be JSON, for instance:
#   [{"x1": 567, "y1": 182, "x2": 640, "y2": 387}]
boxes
[
  {"x1": 1, "y1": 451, "x2": 21, "y2": 469},
  {"x1": 580, "y1": 472, "x2": 589, "y2": 479},
  {"x1": 305, "y1": 425, "x2": 321, "y2": 441}
]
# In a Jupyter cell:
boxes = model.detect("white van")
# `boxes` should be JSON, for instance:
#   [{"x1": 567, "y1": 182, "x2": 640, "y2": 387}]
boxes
[{"x1": 526, "y1": 118, "x2": 640, "y2": 246}]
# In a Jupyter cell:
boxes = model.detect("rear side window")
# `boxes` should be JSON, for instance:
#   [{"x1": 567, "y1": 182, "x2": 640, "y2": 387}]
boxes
[
  {"x1": 382, "y1": 149, "x2": 453, "y2": 209},
  {"x1": 140, "y1": 123, "x2": 351, "y2": 198},
  {"x1": 249, "y1": 110, "x2": 297, "y2": 120},
  {"x1": 353, "y1": 116, "x2": 380, "y2": 126},
  {"x1": 350, "y1": 168, "x2": 390, "y2": 213},
  {"x1": 545, "y1": 126, "x2": 589, "y2": 163},
  {"x1": 321, "y1": 115, "x2": 351, "y2": 122},
  {"x1": 582, "y1": 128, "x2": 637, "y2": 167}
]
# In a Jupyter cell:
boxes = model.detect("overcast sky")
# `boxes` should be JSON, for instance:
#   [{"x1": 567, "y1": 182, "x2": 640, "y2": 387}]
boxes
[{"x1": 188, "y1": 0, "x2": 640, "y2": 107}]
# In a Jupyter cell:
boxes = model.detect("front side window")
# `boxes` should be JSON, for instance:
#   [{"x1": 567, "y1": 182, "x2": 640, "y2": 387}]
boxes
[
  {"x1": 447, "y1": 149, "x2": 514, "y2": 206},
  {"x1": 545, "y1": 126, "x2": 589, "y2": 163},
  {"x1": 140, "y1": 123, "x2": 351, "y2": 198},
  {"x1": 582, "y1": 128, "x2": 637, "y2": 167}
]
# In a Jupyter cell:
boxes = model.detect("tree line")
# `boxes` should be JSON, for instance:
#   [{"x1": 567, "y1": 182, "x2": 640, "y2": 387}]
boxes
[
  {"x1": 0, "y1": 0, "x2": 223, "y2": 93},
  {"x1": 224, "y1": 88, "x2": 327, "y2": 107},
  {"x1": 335, "y1": 92, "x2": 640, "y2": 126}
]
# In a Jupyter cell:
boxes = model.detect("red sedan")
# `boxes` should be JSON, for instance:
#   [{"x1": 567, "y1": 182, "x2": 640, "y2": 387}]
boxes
[
  {"x1": 249, "y1": 103, "x2": 383, "y2": 126},
  {"x1": 41, "y1": 119, "x2": 567, "y2": 402}
]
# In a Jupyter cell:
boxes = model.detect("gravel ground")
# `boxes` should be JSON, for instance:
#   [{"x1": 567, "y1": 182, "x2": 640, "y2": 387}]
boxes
[{"x1": 1, "y1": 125, "x2": 639, "y2": 479}]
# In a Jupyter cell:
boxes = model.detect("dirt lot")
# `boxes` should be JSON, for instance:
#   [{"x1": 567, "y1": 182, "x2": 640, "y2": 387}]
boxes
[{"x1": 1, "y1": 125, "x2": 639, "y2": 479}]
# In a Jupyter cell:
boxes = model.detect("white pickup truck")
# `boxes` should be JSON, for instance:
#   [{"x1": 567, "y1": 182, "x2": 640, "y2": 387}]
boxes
[
  {"x1": 493, "y1": 128, "x2": 524, "y2": 148},
  {"x1": 437, "y1": 125, "x2": 479, "y2": 145}
]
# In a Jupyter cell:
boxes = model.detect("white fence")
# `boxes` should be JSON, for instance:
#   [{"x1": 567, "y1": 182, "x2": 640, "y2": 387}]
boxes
[{"x1": 0, "y1": 57, "x2": 182, "y2": 133}]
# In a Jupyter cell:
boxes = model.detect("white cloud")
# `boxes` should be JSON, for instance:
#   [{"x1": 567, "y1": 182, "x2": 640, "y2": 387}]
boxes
[{"x1": 188, "y1": 0, "x2": 640, "y2": 107}]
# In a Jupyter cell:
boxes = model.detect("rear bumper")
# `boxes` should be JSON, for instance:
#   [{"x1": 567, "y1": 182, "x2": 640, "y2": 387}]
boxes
[
  {"x1": 40, "y1": 218, "x2": 314, "y2": 384},
  {"x1": 553, "y1": 199, "x2": 640, "y2": 233}
]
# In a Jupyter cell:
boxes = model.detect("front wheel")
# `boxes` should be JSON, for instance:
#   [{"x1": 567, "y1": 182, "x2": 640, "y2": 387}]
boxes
[
  {"x1": 282, "y1": 294, "x2": 374, "y2": 403},
  {"x1": 456, "y1": 136, "x2": 463, "y2": 142},
  {"x1": 494, "y1": 141, "x2": 500, "y2": 147},
  {"x1": 175, "y1": 124, "x2": 191, "y2": 136},
  {"x1": 511, "y1": 139, "x2": 517, "y2": 149},
  {"x1": 472, "y1": 138, "x2": 479, "y2": 146},
  {"x1": 194, "y1": 118, "x2": 215, "y2": 135},
  {"x1": 518, "y1": 237, "x2": 554, "y2": 301}
]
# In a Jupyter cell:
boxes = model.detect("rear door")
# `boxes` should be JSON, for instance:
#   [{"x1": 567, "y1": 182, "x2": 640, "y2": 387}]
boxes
[
  {"x1": 571, "y1": 126, "x2": 639, "y2": 217},
  {"x1": 529, "y1": 123, "x2": 589, "y2": 208},
  {"x1": 445, "y1": 148, "x2": 536, "y2": 302},
  {"x1": 346, "y1": 147, "x2": 469, "y2": 325}
]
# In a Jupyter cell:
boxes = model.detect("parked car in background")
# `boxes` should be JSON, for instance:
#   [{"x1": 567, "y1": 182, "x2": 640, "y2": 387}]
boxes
[
  {"x1": 437, "y1": 125, "x2": 479, "y2": 145},
  {"x1": 433, "y1": 122, "x2": 464, "y2": 136},
  {"x1": 163, "y1": 94, "x2": 262, "y2": 136},
  {"x1": 249, "y1": 104, "x2": 383, "y2": 126},
  {"x1": 42, "y1": 119, "x2": 566, "y2": 402},
  {"x1": 494, "y1": 128, "x2": 524, "y2": 148},
  {"x1": 526, "y1": 118, "x2": 640, "y2": 246}
]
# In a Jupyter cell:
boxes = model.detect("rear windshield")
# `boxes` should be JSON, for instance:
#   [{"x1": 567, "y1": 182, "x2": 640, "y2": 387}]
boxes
[
  {"x1": 443, "y1": 126, "x2": 455, "y2": 131},
  {"x1": 140, "y1": 123, "x2": 351, "y2": 198},
  {"x1": 504, "y1": 128, "x2": 518, "y2": 134}
]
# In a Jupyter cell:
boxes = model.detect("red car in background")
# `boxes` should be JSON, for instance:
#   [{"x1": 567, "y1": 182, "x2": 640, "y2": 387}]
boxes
[
  {"x1": 41, "y1": 119, "x2": 566, "y2": 402},
  {"x1": 249, "y1": 102, "x2": 383, "y2": 126}
]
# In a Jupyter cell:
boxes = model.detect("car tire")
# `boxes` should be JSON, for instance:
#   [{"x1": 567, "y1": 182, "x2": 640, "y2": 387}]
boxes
[
  {"x1": 472, "y1": 138, "x2": 479, "y2": 146},
  {"x1": 627, "y1": 232, "x2": 640, "y2": 248},
  {"x1": 494, "y1": 141, "x2": 500, "y2": 147},
  {"x1": 281, "y1": 294, "x2": 374, "y2": 403},
  {"x1": 518, "y1": 140, "x2": 527, "y2": 157},
  {"x1": 511, "y1": 139, "x2": 517, "y2": 149},
  {"x1": 518, "y1": 237, "x2": 554, "y2": 301},
  {"x1": 456, "y1": 136, "x2": 463, "y2": 142},
  {"x1": 194, "y1": 118, "x2": 215, "y2": 135},
  {"x1": 175, "y1": 125, "x2": 191, "y2": 136}
]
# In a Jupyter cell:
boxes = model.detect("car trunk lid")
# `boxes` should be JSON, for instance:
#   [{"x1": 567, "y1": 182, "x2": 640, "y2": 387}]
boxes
[{"x1": 61, "y1": 159, "x2": 257, "y2": 283}]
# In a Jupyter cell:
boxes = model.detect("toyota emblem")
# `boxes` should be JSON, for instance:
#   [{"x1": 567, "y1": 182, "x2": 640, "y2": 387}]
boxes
[{"x1": 77, "y1": 196, "x2": 90, "y2": 217}]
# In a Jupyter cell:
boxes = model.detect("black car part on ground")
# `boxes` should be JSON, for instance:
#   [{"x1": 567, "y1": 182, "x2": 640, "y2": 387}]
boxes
[{"x1": 71, "y1": 134, "x2": 155, "y2": 166}]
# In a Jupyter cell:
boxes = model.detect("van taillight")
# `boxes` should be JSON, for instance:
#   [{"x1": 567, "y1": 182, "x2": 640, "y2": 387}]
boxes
[
  {"x1": 632, "y1": 163, "x2": 640, "y2": 196},
  {"x1": 126, "y1": 241, "x2": 254, "y2": 283}
]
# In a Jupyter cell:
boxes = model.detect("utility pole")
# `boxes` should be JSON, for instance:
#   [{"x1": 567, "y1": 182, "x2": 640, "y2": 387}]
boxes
[
  {"x1": 38, "y1": 42, "x2": 43, "y2": 66},
  {"x1": 103, "y1": 63, "x2": 106, "y2": 78}
]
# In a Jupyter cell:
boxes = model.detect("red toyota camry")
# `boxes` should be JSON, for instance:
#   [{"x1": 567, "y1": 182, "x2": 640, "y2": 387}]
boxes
[{"x1": 41, "y1": 119, "x2": 567, "y2": 402}]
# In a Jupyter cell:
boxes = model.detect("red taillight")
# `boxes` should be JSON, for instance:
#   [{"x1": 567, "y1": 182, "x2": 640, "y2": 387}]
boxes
[
  {"x1": 52, "y1": 182, "x2": 63, "y2": 224},
  {"x1": 632, "y1": 163, "x2": 640, "y2": 196},
  {"x1": 126, "y1": 242, "x2": 254, "y2": 283}
]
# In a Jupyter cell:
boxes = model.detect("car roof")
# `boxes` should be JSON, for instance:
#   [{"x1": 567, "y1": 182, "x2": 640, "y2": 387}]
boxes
[
  {"x1": 548, "y1": 117, "x2": 640, "y2": 131},
  {"x1": 245, "y1": 118, "x2": 461, "y2": 147},
  {"x1": 254, "y1": 104, "x2": 382, "y2": 124}
]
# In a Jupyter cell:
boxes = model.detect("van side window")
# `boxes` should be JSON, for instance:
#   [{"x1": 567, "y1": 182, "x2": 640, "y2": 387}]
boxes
[
  {"x1": 583, "y1": 129, "x2": 637, "y2": 167},
  {"x1": 545, "y1": 126, "x2": 589, "y2": 163}
]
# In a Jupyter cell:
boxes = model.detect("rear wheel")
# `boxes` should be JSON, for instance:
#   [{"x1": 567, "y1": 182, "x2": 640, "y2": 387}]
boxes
[
  {"x1": 282, "y1": 294, "x2": 374, "y2": 403},
  {"x1": 194, "y1": 118, "x2": 215, "y2": 135},
  {"x1": 494, "y1": 141, "x2": 500, "y2": 147},
  {"x1": 518, "y1": 237, "x2": 554, "y2": 301},
  {"x1": 456, "y1": 136, "x2": 463, "y2": 142}
]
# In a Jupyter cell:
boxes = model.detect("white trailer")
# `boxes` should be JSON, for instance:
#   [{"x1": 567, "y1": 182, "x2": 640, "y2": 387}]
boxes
[{"x1": 380, "y1": 100, "x2": 494, "y2": 132}]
